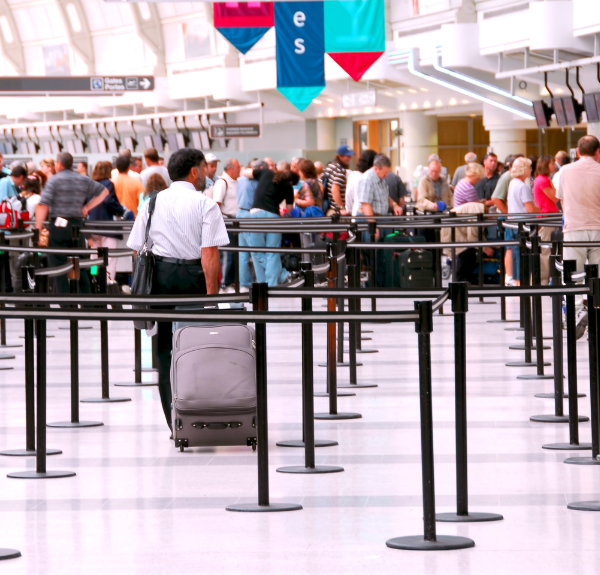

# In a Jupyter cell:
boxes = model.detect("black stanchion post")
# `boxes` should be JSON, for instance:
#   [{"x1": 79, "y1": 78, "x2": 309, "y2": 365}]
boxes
[
  {"x1": 387, "y1": 300, "x2": 474, "y2": 551},
  {"x1": 233, "y1": 221, "x2": 240, "y2": 294},
  {"x1": 134, "y1": 329, "x2": 142, "y2": 383},
  {"x1": 315, "y1": 247, "x2": 361, "y2": 420},
  {"x1": 565, "y1": 269, "x2": 600, "y2": 465},
  {"x1": 8, "y1": 274, "x2": 75, "y2": 479},
  {"x1": 368, "y1": 220, "x2": 377, "y2": 311},
  {"x1": 543, "y1": 259, "x2": 591, "y2": 451},
  {"x1": 0, "y1": 267, "x2": 60, "y2": 457},
  {"x1": 336, "y1": 239, "x2": 345, "y2": 365},
  {"x1": 0, "y1": 231, "x2": 18, "y2": 353},
  {"x1": 437, "y1": 283, "x2": 503, "y2": 523},
  {"x1": 81, "y1": 258, "x2": 130, "y2": 404},
  {"x1": 450, "y1": 212, "x2": 457, "y2": 282},
  {"x1": 227, "y1": 283, "x2": 302, "y2": 512},
  {"x1": 277, "y1": 267, "x2": 343, "y2": 473},
  {"x1": 472, "y1": 213, "x2": 493, "y2": 305},
  {"x1": 277, "y1": 263, "x2": 339, "y2": 448},
  {"x1": 48, "y1": 258, "x2": 103, "y2": 428},
  {"x1": 531, "y1": 255, "x2": 572, "y2": 420}
]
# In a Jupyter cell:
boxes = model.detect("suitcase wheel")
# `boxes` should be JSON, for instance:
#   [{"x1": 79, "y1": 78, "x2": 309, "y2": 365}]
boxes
[
  {"x1": 174, "y1": 438, "x2": 188, "y2": 451},
  {"x1": 247, "y1": 437, "x2": 257, "y2": 452}
]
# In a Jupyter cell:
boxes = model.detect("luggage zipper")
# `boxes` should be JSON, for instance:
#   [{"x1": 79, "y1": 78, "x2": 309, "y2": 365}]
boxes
[{"x1": 173, "y1": 404, "x2": 257, "y2": 416}]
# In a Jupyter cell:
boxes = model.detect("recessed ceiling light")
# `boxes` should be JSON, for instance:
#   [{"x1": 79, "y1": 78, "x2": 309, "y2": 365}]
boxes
[
  {"x1": 462, "y1": 99, "x2": 470, "y2": 104},
  {"x1": 327, "y1": 107, "x2": 334, "y2": 117},
  {"x1": 556, "y1": 88, "x2": 564, "y2": 94},
  {"x1": 420, "y1": 88, "x2": 429, "y2": 92},
  {"x1": 312, "y1": 99, "x2": 322, "y2": 104},
  {"x1": 327, "y1": 98, "x2": 335, "y2": 103},
  {"x1": 411, "y1": 102, "x2": 418, "y2": 109},
  {"x1": 424, "y1": 100, "x2": 431, "y2": 108},
  {"x1": 449, "y1": 98, "x2": 457, "y2": 106},
  {"x1": 340, "y1": 109, "x2": 347, "y2": 116},
  {"x1": 400, "y1": 104, "x2": 407, "y2": 111},
  {"x1": 396, "y1": 90, "x2": 404, "y2": 95},
  {"x1": 383, "y1": 91, "x2": 393, "y2": 96},
  {"x1": 470, "y1": 114, "x2": 477, "y2": 117},
  {"x1": 435, "y1": 99, "x2": 443, "y2": 107},
  {"x1": 408, "y1": 89, "x2": 417, "y2": 94},
  {"x1": 364, "y1": 107, "x2": 372, "y2": 113}
]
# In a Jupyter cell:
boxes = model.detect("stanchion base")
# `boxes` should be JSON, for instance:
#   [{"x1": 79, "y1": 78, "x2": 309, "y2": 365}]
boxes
[
  {"x1": 0, "y1": 448, "x2": 61, "y2": 457},
  {"x1": 517, "y1": 374, "x2": 556, "y2": 380},
  {"x1": 504, "y1": 327, "x2": 524, "y2": 332},
  {"x1": 80, "y1": 397, "x2": 131, "y2": 403},
  {"x1": 0, "y1": 367, "x2": 13, "y2": 371},
  {"x1": 345, "y1": 349, "x2": 379, "y2": 354},
  {"x1": 506, "y1": 361, "x2": 550, "y2": 367},
  {"x1": 343, "y1": 336, "x2": 372, "y2": 341},
  {"x1": 58, "y1": 326, "x2": 93, "y2": 330},
  {"x1": 386, "y1": 535, "x2": 475, "y2": 551},
  {"x1": 132, "y1": 368, "x2": 158, "y2": 373},
  {"x1": 530, "y1": 414, "x2": 571, "y2": 423},
  {"x1": 488, "y1": 319, "x2": 519, "y2": 323},
  {"x1": 314, "y1": 412, "x2": 362, "y2": 420},
  {"x1": 517, "y1": 336, "x2": 553, "y2": 341},
  {"x1": 314, "y1": 391, "x2": 355, "y2": 397},
  {"x1": 337, "y1": 383, "x2": 378, "y2": 389},
  {"x1": 0, "y1": 344, "x2": 22, "y2": 348},
  {"x1": 436, "y1": 511, "x2": 503, "y2": 523},
  {"x1": 542, "y1": 442, "x2": 592, "y2": 450},
  {"x1": 226, "y1": 502, "x2": 302, "y2": 513},
  {"x1": 534, "y1": 392, "x2": 585, "y2": 399},
  {"x1": 18, "y1": 335, "x2": 54, "y2": 339},
  {"x1": 0, "y1": 354, "x2": 15, "y2": 360},
  {"x1": 0, "y1": 549, "x2": 20, "y2": 560},
  {"x1": 509, "y1": 345, "x2": 551, "y2": 351},
  {"x1": 114, "y1": 382, "x2": 159, "y2": 387},
  {"x1": 7, "y1": 470, "x2": 76, "y2": 479},
  {"x1": 47, "y1": 421, "x2": 104, "y2": 428},
  {"x1": 361, "y1": 330, "x2": 374, "y2": 334},
  {"x1": 318, "y1": 363, "x2": 363, "y2": 367},
  {"x1": 470, "y1": 301, "x2": 497, "y2": 305},
  {"x1": 567, "y1": 500, "x2": 600, "y2": 511},
  {"x1": 277, "y1": 465, "x2": 344, "y2": 474},
  {"x1": 564, "y1": 456, "x2": 600, "y2": 465},
  {"x1": 276, "y1": 439, "x2": 339, "y2": 448}
]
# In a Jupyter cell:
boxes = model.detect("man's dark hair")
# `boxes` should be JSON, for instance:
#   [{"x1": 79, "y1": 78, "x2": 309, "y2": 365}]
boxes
[
  {"x1": 77, "y1": 160, "x2": 88, "y2": 169},
  {"x1": 144, "y1": 148, "x2": 160, "y2": 163},
  {"x1": 482, "y1": 152, "x2": 497, "y2": 163},
  {"x1": 578, "y1": 135, "x2": 600, "y2": 157},
  {"x1": 168, "y1": 148, "x2": 205, "y2": 181},
  {"x1": 116, "y1": 155, "x2": 131, "y2": 174},
  {"x1": 131, "y1": 156, "x2": 142, "y2": 167},
  {"x1": 356, "y1": 149, "x2": 377, "y2": 173},
  {"x1": 57, "y1": 152, "x2": 73, "y2": 170},
  {"x1": 11, "y1": 165, "x2": 27, "y2": 179}
]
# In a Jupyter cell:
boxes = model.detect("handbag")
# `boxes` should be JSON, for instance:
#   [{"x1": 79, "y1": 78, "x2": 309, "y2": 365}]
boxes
[{"x1": 131, "y1": 192, "x2": 158, "y2": 330}]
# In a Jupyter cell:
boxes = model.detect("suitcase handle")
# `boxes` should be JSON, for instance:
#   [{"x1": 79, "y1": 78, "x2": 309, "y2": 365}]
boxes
[{"x1": 191, "y1": 421, "x2": 243, "y2": 430}]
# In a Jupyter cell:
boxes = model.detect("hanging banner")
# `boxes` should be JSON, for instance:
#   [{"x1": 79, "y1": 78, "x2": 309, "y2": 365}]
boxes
[
  {"x1": 274, "y1": 1, "x2": 325, "y2": 112},
  {"x1": 214, "y1": 2, "x2": 274, "y2": 55},
  {"x1": 324, "y1": 0, "x2": 385, "y2": 81}
]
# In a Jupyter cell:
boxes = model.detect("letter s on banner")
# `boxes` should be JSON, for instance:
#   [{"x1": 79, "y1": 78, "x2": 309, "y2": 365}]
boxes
[{"x1": 294, "y1": 38, "x2": 305, "y2": 54}]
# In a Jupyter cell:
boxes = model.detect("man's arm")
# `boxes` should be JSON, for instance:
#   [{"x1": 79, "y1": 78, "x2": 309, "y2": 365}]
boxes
[
  {"x1": 82, "y1": 188, "x2": 109, "y2": 217},
  {"x1": 330, "y1": 183, "x2": 347, "y2": 214},
  {"x1": 388, "y1": 196, "x2": 403, "y2": 215},
  {"x1": 201, "y1": 246, "x2": 219, "y2": 294},
  {"x1": 35, "y1": 204, "x2": 49, "y2": 230},
  {"x1": 492, "y1": 198, "x2": 508, "y2": 213}
]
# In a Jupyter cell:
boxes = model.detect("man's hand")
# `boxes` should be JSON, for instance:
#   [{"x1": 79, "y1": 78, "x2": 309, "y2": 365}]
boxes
[
  {"x1": 82, "y1": 206, "x2": 89, "y2": 218},
  {"x1": 391, "y1": 202, "x2": 403, "y2": 216},
  {"x1": 483, "y1": 247, "x2": 495, "y2": 257},
  {"x1": 201, "y1": 246, "x2": 220, "y2": 294}
]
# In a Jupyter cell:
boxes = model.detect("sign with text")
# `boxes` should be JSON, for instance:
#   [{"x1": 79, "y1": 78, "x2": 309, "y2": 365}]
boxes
[
  {"x1": 0, "y1": 76, "x2": 154, "y2": 94},
  {"x1": 210, "y1": 124, "x2": 261, "y2": 138},
  {"x1": 341, "y1": 89, "x2": 377, "y2": 108}
]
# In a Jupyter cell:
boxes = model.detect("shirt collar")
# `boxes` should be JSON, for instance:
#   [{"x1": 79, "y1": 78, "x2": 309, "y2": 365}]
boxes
[
  {"x1": 220, "y1": 172, "x2": 236, "y2": 184},
  {"x1": 170, "y1": 180, "x2": 198, "y2": 192}
]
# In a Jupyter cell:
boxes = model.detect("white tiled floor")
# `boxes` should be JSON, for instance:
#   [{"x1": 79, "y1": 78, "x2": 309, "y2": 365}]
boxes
[{"x1": 0, "y1": 295, "x2": 598, "y2": 574}]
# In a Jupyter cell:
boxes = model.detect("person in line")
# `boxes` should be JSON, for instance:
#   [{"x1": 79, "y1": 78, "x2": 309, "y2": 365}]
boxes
[
  {"x1": 324, "y1": 145, "x2": 354, "y2": 215},
  {"x1": 127, "y1": 148, "x2": 229, "y2": 431},
  {"x1": 236, "y1": 159, "x2": 260, "y2": 292},
  {"x1": 0, "y1": 165, "x2": 26, "y2": 202},
  {"x1": 451, "y1": 152, "x2": 478, "y2": 188},
  {"x1": 212, "y1": 158, "x2": 241, "y2": 292},
  {"x1": 20, "y1": 174, "x2": 43, "y2": 220},
  {"x1": 110, "y1": 149, "x2": 142, "y2": 181},
  {"x1": 557, "y1": 135, "x2": 600, "y2": 338},
  {"x1": 290, "y1": 157, "x2": 305, "y2": 192},
  {"x1": 35, "y1": 152, "x2": 109, "y2": 293},
  {"x1": 39, "y1": 158, "x2": 56, "y2": 180},
  {"x1": 141, "y1": 148, "x2": 172, "y2": 189},
  {"x1": 384, "y1": 169, "x2": 408, "y2": 214},
  {"x1": 453, "y1": 162, "x2": 485, "y2": 207},
  {"x1": 139, "y1": 173, "x2": 168, "y2": 212},
  {"x1": 475, "y1": 152, "x2": 500, "y2": 207},
  {"x1": 356, "y1": 154, "x2": 403, "y2": 240},
  {"x1": 76, "y1": 161, "x2": 88, "y2": 176},
  {"x1": 491, "y1": 154, "x2": 523, "y2": 214},
  {"x1": 131, "y1": 157, "x2": 143, "y2": 175},
  {"x1": 346, "y1": 149, "x2": 377, "y2": 216},
  {"x1": 86, "y1": 161, "x2": 126, "y2": 281},
  {"x1": 113, "y1": 154, "x2": 145, "y2": 217},
  {"x1": 505, "y1": 157, "x2": 539, "y2": 286},
  {"x1": 295, "y1": 159, "x2": 323, "y2": 212},
  {"x1": 532, "y1": 155, "x2": 560, "y2": 285},
  {"x1": 204, "y1": 153, "x2": 220, "y2": 190},
  {"x1": 314, "y1": 161, "x2": 324, "y2": 183},
  {"x1": 416, "y1": 158, "x2": 453, "y2": 212}
]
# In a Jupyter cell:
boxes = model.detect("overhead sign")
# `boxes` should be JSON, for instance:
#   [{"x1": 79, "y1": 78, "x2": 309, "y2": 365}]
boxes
[
  {"x1": 210, "y1": 124, "x2": 261, "y2": 138},
  {"x1": 341, "y1": 89, "x2": 377, "y2": 108},
  {"x1": 0, "y1": 76, "x2": 155, "y2": 94}
]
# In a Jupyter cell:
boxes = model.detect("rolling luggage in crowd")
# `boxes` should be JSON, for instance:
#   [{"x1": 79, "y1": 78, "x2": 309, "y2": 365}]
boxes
[
  {"x1": 377, "y1": 231, "x2": 433, "y2": 288},
  {"x1": 170, "y1": 324, "x2": 257, "y2": 452},
  {"x1": 399, "y1": 249, "x2": 435, "y2": 289}
]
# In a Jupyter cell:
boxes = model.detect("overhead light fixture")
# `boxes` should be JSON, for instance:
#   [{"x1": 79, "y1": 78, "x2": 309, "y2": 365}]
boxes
[
  {"x1": 364, "y1": 107, "x2": 372, "y2": 113},
  {"x1": 396, "y1": 90, "x2": 404, "y2": 95},
  {"x1": 312, "y1": 99, "x2": 322, "y2": 104},
  {"x1": 424, "y1": 101, "x2": 431, "y2": 108},
  {"x1": 408, "y1": 89, "x2": 417, "y2": 94},
  {"x1": 327, "y1": 107, "x2": 334, "y2": 117},
  {"x1": 435, "y1": 99, "x2": 443, "y2": 107},
  {"x1": 556, "y1": 88, "x2": 564, "y2": 94},
  {"x1": 327, "y1": 98, "x2": 335, "y2": 103},
  {"x1": 384, "y1": 91, "x2": 393, "y2": 96},
  {"x1": 411, "y1": 102, "x2": 418, "y2": 109},
  {"x1": 400, "y1": 104, "x2": 407, "y2": 111},
  {"x1": 449, "y1": 98, "x2": 457, "y2": 106},
  {"x1": 340, "y1": 109, "x2": 347, "y2": 116},
  {"x1": 420, "y1": 88, "x2": 429, "y2": 92},
  {"x1": 462, "y1": 99, "x2": 470, "y2": 104}
]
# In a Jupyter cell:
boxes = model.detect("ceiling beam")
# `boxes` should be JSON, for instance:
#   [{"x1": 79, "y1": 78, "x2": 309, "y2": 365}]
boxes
[
  {"x1": 130, "y1": 3, "x2": 165, "y2": 76},
  {"x1": 54, "y1": 0, "x2": 95, "y2": 74},
  {"x1": 0, "y1": 0, "x2": 25, "y2": 75}
]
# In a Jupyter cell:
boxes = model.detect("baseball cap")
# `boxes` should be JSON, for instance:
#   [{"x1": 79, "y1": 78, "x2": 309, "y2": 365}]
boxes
[
  {"x1": 336, "y1": 144, "x2": 354, "y2": 156},
  {"x1": 205, "y1": 153, "x2": 219, "y2": 163}
]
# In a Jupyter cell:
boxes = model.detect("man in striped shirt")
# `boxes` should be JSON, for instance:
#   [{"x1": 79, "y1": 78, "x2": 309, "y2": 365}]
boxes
[
  {"x1": 324, "y1": 145, "x2": 354, "y2": 214},
  {"x1": 127, "y1": 148, "x2": 229, "y2": 430}
]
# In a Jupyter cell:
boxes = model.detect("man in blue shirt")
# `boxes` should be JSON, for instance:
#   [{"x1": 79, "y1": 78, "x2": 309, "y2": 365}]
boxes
[
  {"x1": 0, "y1": 165, "x2": 26, "y2": 202},
  {"x1": 236, "y1": 159, "x2": 259, "y2": 291}
]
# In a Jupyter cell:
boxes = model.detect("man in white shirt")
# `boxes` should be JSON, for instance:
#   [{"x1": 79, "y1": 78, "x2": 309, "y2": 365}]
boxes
[
  {"x1": 127, "y1": 148, "x2": 229, "y2": 430},
  {"x1": 212, "y1": 158, "x2": 241, "y2": 291},
  {"x1": 140, "y1": 147, "x2": 172, "y2": 189},
  {"x1": 110, "y1": 148, "x2": 142, "y2": 181}
]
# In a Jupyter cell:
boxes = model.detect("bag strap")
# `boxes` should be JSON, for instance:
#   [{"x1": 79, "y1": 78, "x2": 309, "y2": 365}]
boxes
[{"x1": 143, "y1": 191, "x2": 158, "y2": 248}]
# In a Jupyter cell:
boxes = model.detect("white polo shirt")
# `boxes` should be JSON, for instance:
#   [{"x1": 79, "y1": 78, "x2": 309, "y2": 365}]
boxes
[{"x1": 212, "y1": 171, "x2": 239, "y2": 218}]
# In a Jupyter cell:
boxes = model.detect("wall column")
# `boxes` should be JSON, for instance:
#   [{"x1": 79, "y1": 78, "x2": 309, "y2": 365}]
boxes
[
  {"x1": 399, "y1": 111, "x2": 437, "y2": 186},
  {"x1": 588, "y1": 122, "x2": 600, "y2": 140},
  {"x1": 489, "y1": 128, "x2": 527, "y2": 162},
  {"x1": 316, "y1": 118, "x2": 336, "y2": 151}
]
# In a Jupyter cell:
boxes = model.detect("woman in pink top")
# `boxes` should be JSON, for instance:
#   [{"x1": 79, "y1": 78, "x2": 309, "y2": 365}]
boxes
[{"x1": 533, "y1": 155, "x2": 560, "y2": 284}]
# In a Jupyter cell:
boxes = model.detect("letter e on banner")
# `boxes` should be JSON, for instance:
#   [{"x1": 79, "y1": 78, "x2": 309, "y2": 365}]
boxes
[{"x1": 293, "y1": 11, "x2": 306, "y2": 26}]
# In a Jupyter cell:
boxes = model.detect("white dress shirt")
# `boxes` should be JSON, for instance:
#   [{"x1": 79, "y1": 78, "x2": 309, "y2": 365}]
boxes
[
  {"x1": 127, "y1": 181, "x2": 229, "y2": 259},
  {"x1": 212, "y1": 172, "x2": 239, "y2": 217}
]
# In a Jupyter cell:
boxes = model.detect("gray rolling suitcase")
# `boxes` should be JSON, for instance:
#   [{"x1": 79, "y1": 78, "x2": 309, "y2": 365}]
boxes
[{"x1": 171, "y1": 324, "x2": 257, "y2": 452}]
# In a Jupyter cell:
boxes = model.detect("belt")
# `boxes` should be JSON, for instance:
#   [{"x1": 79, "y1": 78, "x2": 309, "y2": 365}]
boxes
[{"x1": 155, "y1": 256, "x2": 202, "y2": 265}]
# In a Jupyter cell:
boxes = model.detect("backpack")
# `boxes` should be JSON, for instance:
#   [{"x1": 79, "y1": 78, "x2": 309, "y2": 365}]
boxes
[{"x1": 0, "y1": 196, "x2": 25, "y2": 228}]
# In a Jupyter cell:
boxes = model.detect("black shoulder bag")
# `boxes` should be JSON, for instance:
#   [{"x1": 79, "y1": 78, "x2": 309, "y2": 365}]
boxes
[{"x1": 131, "y1": 192, "x2": 158, "y2": 330}]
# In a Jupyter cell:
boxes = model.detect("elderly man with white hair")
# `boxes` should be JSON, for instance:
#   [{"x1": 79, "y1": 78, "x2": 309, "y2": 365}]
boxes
[
  {"x1": 452, "y1": 151, "x2": 478, "y2": 188},
  {"x1": 417, "y1": 159, "x2": 453, "y2": 212}
]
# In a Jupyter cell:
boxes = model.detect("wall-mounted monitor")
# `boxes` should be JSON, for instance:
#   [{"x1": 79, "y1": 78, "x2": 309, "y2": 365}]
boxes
[
  {"x1": 66, "y1": 140, "x2": 86, "y2": 155},
  {"x1": 562, "y1": 96, "x2": 583, "y2": 125},
  {"x1": 89, "y1": 138, "x2": 107, "y2": 154},
  {"x1": 191, "y1": 131, "x2": 210, "y2": 150},
  {"x1": 533, "y1": 100, "x2": 552, "y2": 128},
  {"x1": 144, "y1": 135, "x2": 164, "y2": 152},
  {"x1": 167, "y1": 133, "x2": 188, "y2": 151},
  {"x1": 552, "y1": 97, "x2": 567, "y2": 126},
  {"x1": 123, "y1": 136, "x2": 137, "y2": 152},
  {"x1": 584, "y1": 93, "x2": 599, "y2": 123},
  {"x1": 106, "y1": 137, "x2": 119, "y2": 154}
]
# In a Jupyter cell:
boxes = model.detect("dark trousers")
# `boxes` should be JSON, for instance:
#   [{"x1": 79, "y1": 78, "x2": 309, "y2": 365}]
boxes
[
  {"x1": 48, "y1": 219, "x2": 91, "y2": 294},
  {"x1": 152, "y1": 260, "x2": 206, "y2": 429}
]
